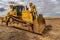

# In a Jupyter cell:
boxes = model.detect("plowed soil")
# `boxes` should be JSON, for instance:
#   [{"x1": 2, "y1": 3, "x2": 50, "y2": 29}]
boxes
[{"x1": 0, "y1": 18, "x2": 60, "y2": 40}]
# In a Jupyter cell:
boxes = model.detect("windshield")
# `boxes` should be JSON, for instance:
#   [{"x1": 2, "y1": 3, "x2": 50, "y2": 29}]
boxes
[
  {"x1": 13, "y1": 6, "x2": 25, "y2": 12},
  {"x1": 13, "y1": 6, "x2": 25, "y2": 16}
]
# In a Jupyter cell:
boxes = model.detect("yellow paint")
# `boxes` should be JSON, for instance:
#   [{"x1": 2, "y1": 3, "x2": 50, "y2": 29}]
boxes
[{"x1": 22, "y1": 10, "x2": 33, "y2": 23}]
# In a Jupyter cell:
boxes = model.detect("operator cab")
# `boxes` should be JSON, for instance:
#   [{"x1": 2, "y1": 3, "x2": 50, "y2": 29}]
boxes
[{"x1": 13, "y1": 5, "x2": 25, "y2": 16}]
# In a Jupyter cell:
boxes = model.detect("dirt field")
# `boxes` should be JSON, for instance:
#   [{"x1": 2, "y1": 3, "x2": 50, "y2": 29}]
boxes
[{"x1": 0, "y1": 18, "x2": 60, "y2": 40}]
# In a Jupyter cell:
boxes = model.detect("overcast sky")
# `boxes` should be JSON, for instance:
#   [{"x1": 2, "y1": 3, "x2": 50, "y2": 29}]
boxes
[{"x1": 0, "y1": 0, "x2": 60, "y2": 18}]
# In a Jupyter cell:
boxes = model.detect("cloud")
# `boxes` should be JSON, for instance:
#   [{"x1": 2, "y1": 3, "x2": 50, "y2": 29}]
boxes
[
  {"x1": 1, "y1": 0, "x2": 9, "y2": 2},
  {"x1": 0, "y1": 8, "x2": 6, "y2": 12},
  {"x1": 8, "y1": 1, "x2": 17, "y2": 4},
  {"x1": 0, "y1": 0, "x2": 60, "y2": 17}
]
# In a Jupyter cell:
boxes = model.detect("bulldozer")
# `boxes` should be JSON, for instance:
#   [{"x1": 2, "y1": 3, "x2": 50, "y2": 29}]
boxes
[{"x1": 2, "y1": 2, "x2": 46, "y2": 34}]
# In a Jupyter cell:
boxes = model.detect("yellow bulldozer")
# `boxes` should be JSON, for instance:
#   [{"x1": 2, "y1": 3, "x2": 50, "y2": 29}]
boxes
[{"x1": 2, "y1": 2, "x2": 46, "y2": 34}]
